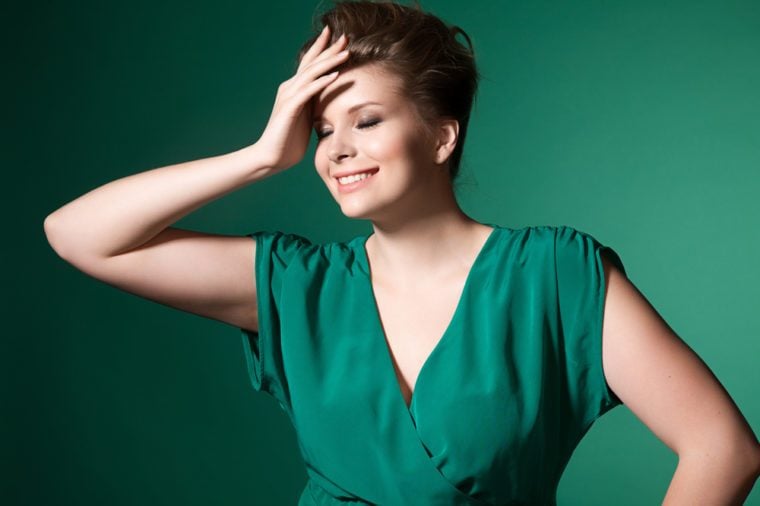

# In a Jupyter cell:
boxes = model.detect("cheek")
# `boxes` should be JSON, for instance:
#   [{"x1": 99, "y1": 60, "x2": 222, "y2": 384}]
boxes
[
  {"x1": 314, "y1": 145, "x2": 329, "y2": 176},
  {"x1": 363, "y1": 132, "x2": 411, "y2": 162}
]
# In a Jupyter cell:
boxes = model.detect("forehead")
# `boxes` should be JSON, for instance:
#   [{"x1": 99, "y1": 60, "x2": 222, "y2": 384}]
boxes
[{"x1": 311, "y1": 64, "x2": 404, "y2": 122}]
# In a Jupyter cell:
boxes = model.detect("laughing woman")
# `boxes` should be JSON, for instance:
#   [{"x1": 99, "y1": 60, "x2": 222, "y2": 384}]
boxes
[{"x1": 44, "y1": 1, "x2": 759, "y2": 504}]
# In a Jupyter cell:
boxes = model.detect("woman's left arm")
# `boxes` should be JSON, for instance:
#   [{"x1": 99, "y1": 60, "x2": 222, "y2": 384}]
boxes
[{"x1": 600, "y1": 252, "x2": 760, "y2": 505}]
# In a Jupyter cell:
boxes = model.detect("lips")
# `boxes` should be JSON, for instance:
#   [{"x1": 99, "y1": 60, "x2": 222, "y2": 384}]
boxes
[
  {"x1": 335, "y1": 167, "x2": 377, "y2": 194},
  {"x1": 333, "y1": 167, "x2": 379, "y2": 180}
]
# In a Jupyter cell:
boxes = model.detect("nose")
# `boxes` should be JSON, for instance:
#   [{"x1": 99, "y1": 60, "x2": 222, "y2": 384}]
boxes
[{"x1": 327, "y1": 128, "x2": 356, "y2": 163}]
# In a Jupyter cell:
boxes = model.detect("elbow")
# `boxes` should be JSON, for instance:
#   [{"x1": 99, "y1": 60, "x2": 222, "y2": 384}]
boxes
[
  {"x1": 44, "y1": 212, "x2": 80, "y2": 262},
  {"x1": 44, "y1": 212, "x2": 69, "y2": 259},
  {"x1": 44, "y1": 212, "x2": 62, "y2": 236},
  {"x1": 678, "y1": 426, "x2": 760, "y2": 477},
  {"x1": 692, "y1": 434, "x2": 760, "y2": 480},
  {"x1": 44, "y1": 213, "x2": 63, "y2": 255},
  {"x1": 730, "y1": 428, "x2": 760, "y2": 480},
  {"x1": 750, "y1": 439, "x2": 760, "y2": 481},
  {"x1": 737, "y1": 441, "x2": 760, "y2": 502}
]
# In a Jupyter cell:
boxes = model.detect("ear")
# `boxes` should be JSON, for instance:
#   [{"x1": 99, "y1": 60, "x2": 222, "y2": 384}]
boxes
[{"x1": 433, "y1": 118, "x2": 459, "y2": 165}]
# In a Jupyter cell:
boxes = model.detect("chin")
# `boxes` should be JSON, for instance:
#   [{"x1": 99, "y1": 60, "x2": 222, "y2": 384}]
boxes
[
  {"x1": 333, "y1": 193, "x2": 382, "y2": 218},
  {"x1": 338, "y1": 203, "x2": 373, "y2": 220}
]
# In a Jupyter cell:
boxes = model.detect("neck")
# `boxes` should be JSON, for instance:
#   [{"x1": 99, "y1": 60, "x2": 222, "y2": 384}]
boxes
[
  {"x1": 366, "y1": 210, "x2": 489, "y2": 285},
  {"x1": 363, "y1": 162, "x2": 494, "y2": 282}
]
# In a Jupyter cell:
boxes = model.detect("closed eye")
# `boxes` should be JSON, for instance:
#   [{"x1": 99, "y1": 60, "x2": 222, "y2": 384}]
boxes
[
  {"x1": 359, "y1": 118, "x2": 381, "y2": 130},
  {"x1": 315, "y1": 118, "x2": 381, "y2": 140}
]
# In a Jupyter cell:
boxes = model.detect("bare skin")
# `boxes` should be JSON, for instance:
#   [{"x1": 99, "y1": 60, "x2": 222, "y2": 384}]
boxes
[{"x1": 366, "y1": 223, "x2": 494, "y2": 408}]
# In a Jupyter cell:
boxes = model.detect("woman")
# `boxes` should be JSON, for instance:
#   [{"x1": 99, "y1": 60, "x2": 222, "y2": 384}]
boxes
[{"x1": 44, "y1": 1, "x2": 759, "y2": 504}]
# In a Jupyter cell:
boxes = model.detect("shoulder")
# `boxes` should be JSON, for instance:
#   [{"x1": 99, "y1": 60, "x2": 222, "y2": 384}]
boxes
[
  {"x1": 506, "y1": 224, "x2": 593, "y2": 241},
  {"x1": 505, "y1": 224, "x2": 597, "y2": 255},
  {"x1": 252, "y1": 229, "x2": 363, "y2": 271},
  {"x1": 252, "y1": 229, "x2": 357, "y2": 253},
  {"x1": 504, "y1": 224, "x2": 625, "y2": 274},
  {"x1": 511, "y1": 224, "x2": 613, "y2": 253}
]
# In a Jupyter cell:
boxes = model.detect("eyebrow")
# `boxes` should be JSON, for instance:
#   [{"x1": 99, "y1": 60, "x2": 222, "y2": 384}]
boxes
[{"x1": 312, "y1": 101, "x2": 383, "y2": 125}]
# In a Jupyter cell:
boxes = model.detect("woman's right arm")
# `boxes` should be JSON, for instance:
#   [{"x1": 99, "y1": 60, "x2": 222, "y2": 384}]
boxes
[
  {"x1": 44, "y1": 144, "x2": 273, "y2": 332},
  {"x1": 43, "y1": 25, "x2": 349, "y2": 332}
]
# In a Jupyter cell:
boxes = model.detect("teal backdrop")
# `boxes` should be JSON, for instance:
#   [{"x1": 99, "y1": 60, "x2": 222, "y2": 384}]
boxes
[{"x1": 8, "y1": 0, "x2": 759, "y2": 504}]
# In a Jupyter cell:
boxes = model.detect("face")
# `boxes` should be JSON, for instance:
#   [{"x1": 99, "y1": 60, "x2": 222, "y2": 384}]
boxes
[{"x1": 311, "y1": 64, "x2": 441, "y2": 221}]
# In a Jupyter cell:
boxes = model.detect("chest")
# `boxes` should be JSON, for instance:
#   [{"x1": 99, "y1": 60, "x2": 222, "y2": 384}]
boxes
[{"x1": 370, "y1": 274, "x2": 469, "y2": 408}]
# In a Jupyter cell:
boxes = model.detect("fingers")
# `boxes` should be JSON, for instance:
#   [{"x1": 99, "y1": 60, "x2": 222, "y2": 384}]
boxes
[
  {"x1": 306, "y1": 44, "x2": 349, "y2": 79},
  {"x1": 298, "y1": 25, "x2": 346, "y2": 72},
  {"x1": 310, "y1": 33, "x2": 348, "y2": 67},
  {"x1": 279, "y1": 27, "x2": 349, "y2": 119},
  {"x1": 296, "y1": 69, "x2": 342, "y2": 105},
  {"x1": 297, "y1": 26, "x2": 330, "y2": 71},
  {"x1": 288, "y1": 42, "x2": 349, "y2": 101}
]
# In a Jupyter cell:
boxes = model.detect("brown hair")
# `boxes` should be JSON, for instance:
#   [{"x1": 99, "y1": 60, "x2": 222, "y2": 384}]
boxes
[{"x1": 296, "y1": 0, "x2": 480, "y2": 182}]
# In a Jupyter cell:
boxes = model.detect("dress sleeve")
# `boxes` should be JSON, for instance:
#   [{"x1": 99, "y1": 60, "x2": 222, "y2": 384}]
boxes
[
  {"x1": 240, "y1": 230, "x2": 310, "y2": 408},
  {"x1": 554, "y1": 226, "x2": 627, "y2": 429}
]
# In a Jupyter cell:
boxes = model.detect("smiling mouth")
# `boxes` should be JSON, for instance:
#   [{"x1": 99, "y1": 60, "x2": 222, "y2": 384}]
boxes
[{"x1": 336, "y1": 168, "x2": 379, "y2": 185}]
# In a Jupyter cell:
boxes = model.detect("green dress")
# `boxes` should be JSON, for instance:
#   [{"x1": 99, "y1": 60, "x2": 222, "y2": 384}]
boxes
[{"x1": 239, "y1": 224, "x2": 626, "y2": 505}]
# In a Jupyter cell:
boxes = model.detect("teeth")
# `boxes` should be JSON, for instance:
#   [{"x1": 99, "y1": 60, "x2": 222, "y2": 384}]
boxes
[{"x1": 338, "y1": 171, "x2": 374, "y2": 184}]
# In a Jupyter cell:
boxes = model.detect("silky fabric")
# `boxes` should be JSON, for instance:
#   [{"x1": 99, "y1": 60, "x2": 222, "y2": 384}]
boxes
[{"x1": 240, "y1": 224, "x2": 626, "y2": 505}]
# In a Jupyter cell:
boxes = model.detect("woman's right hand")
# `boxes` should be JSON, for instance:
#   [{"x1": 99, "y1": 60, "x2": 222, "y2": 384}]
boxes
[{"x1": 255, "y1": 26, "x2": 350, "y2": 174}]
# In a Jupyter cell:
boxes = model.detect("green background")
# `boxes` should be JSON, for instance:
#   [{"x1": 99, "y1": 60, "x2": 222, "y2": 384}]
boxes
[{"x1": 8, "y1": 0, "x2": 759, "y2": 504}]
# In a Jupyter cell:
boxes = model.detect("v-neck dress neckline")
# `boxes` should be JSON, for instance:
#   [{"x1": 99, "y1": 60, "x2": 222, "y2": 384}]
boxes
[
  {"x1": 241, "y1": 224, "x2": 628, "y2": 504},
  {"x1": 356, "y1": 225, "x2": 501, "y2": 414}
]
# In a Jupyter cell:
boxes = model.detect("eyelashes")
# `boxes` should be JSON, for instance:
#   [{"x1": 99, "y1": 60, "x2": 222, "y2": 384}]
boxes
[
  {"x1": 358, "y1": 118, "x2": 381, "y2": 130},
  {"x1": 315, "y1": 118, "x2": 381, "y2": 140}
]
